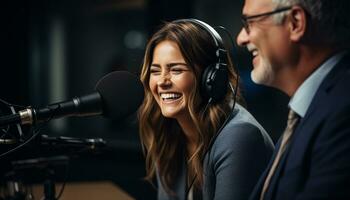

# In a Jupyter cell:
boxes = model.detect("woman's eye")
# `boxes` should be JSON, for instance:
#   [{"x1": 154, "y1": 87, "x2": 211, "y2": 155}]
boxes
[
  {"x1": 171, "y1": 68, "x2": 185, "y2": 74},
  {"x1": 171, "y1": 69, "x2": 181, "y2": 74},
  {"x1": 150, "y1": 68, "x2": 161, "y2": 75}
]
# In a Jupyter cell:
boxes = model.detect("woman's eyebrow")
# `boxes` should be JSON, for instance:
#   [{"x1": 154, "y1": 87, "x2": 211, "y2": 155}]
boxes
[
  {"x1": 150, "y1": 63, "x2": 161, "y2": 67},
  {"x1": 167, "y1": 62, "x2": 188, "y2": 68},
  {"x1": 150, "y1": 62, "x2": 188, "y2": 69}
]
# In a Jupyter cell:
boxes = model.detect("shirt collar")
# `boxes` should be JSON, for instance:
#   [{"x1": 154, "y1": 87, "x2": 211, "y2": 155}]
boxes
[{"x1": 289, "y1": 51, "x2": 346, "y2": 117}]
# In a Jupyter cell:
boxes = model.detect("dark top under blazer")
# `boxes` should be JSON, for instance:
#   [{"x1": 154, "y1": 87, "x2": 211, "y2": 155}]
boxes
[
  {"x1": 156, "y1": 103, "x2": 274, "y2": 200},
  {"x1": 250, "y1": 53, "x2": 350, "y2": 200}
]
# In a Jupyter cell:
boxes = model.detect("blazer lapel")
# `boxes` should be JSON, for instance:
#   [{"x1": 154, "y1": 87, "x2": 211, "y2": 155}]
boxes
[
  {"x1": 303, "y1": 53, "x2": 350, "y2": 121},
  {"x1": 176, "y1": 156, "x2": 187, "y2": 200}
]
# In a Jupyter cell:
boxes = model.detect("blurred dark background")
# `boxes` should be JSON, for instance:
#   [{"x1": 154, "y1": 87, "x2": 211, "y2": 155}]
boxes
[{"x1": 0, "y1": 0, "x2": 288, "y2": 199}]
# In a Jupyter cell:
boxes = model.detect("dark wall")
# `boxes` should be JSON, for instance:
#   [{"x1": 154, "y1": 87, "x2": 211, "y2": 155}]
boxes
[{"x1": 0, "y1": 2, "x2": 31, "y2": 104}]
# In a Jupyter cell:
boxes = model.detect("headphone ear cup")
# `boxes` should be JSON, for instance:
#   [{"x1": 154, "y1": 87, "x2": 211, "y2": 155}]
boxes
[
  {"x1": 201, "y1": 63, "x2": 228, "y2": 103},
  {"x1": 201, "y1": 65, "x2": 214, "y2": 100}
]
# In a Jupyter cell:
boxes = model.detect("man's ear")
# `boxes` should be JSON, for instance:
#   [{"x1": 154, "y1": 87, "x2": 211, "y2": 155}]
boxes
[{"x1": 288, "y1": 6, "x2": 307, "y2": 42}]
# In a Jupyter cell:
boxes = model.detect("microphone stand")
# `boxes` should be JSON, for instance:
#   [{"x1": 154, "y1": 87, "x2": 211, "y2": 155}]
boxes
[
  {"x1": 10, "y1": 156, "x2": 69, "y2": 200},
  {"x1": 3, "y1": 136, "x2": 107, "y2": 200},
  {"x1": 43, "y1": 167, "x2": 56, "y2": 200},
  {"x1": 0, "y1": 98, "x2": 108, "y2": 200}
]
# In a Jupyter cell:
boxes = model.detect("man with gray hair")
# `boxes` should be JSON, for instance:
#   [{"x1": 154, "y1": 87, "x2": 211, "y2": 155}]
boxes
[{"x1": 236, "y1": 0, "x2": 350, "y2": 199}]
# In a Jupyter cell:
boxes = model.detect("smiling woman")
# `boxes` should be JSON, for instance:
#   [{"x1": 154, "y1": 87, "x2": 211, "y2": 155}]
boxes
[
  {"x1": 138, "y1": 19, "x2": 274, "y2": 200},
  {"x1": 149, "y1": 40, "x2": 195, "y2": 120}
]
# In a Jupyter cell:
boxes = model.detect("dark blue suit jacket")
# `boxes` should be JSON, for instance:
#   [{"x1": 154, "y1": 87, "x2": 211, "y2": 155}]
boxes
[{"x1": 250, "y1": 53, "x2": 350, "y2": 200}]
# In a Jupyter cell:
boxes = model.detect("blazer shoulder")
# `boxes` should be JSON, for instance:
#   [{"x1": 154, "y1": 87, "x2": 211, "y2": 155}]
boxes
[{"x1": 211, "y1": 104, "x2": 274, "y2": 156}]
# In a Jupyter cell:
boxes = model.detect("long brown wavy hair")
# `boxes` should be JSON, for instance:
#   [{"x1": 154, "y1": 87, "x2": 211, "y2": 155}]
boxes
[{"x1": 138, "y1": 20, "x2": 244, "y2": 194}]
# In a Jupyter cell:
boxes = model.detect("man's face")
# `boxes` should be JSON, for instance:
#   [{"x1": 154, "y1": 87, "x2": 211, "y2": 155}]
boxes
[{"x1": 236, "y1": 0, "x2": 291, "y2": 87}]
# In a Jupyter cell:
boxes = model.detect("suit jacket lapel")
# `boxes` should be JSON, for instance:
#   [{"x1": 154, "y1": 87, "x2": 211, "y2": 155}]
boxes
[{"x1": 303, "y1": 53, "x2": 350, "y2": 122}]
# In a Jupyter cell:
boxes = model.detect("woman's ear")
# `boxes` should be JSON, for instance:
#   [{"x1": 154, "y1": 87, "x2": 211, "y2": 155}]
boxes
[{"x1": 288, "y1": 6, "x2": 307, "y2": 42}]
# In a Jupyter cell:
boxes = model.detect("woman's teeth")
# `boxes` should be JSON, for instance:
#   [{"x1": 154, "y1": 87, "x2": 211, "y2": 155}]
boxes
[{"x1": 160, "y1": 93, "x2": 181, "y2": 100}]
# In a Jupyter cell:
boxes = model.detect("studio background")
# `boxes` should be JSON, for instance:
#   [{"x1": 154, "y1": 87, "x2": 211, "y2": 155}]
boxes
[{"x1": 0, "y1": 0, "x2": 288, "y2": 199}]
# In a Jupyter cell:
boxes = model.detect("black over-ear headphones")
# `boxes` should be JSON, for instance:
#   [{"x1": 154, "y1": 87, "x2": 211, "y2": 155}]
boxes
[{"x1": 172, "y1": 19, "x2": 229, "y2": 103}]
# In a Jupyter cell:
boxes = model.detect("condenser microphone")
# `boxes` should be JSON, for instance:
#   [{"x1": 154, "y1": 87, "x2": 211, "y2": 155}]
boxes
[{"x1": 0, "y1": 71, "x2": 144, "y2": 127}]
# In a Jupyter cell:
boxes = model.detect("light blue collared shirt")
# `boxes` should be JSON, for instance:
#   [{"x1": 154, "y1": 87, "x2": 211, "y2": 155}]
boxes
[{"x1": 289, "y1": 52, "x2": 347, "y2": 117}]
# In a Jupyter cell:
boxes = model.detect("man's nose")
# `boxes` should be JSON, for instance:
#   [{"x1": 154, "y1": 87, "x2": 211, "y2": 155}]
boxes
[{"x1": 236, "y1": 28, "x2": 249, "y2": 47}]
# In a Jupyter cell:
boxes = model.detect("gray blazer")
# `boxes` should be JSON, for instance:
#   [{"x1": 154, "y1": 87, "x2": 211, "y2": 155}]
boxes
[{"x1": 157, "y1": 104, "x2": 274, "y2": 200}]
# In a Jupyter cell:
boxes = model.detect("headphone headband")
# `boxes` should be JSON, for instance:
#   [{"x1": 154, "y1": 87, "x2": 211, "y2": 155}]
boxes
[
  {"x1": 172, "y1": 18, "x2": 229, "y2": 103},
  {"x1": 172, "y1": 18, "x2": 227, "y2": 60}
]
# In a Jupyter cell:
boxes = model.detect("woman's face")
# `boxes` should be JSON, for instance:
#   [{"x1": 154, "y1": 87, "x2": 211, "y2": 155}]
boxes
[{"x1": 149, "y1": 40, "x2": 196, "y2": 121}]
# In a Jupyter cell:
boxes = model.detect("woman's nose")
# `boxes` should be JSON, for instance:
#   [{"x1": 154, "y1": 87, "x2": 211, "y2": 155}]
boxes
[{"x1": 157, "y1": 72, "x2": 171, "y2": 86}]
